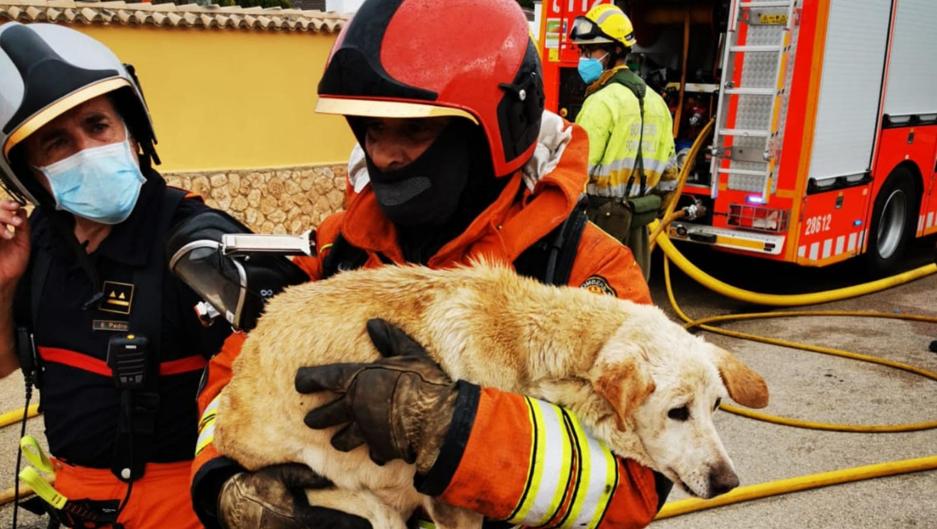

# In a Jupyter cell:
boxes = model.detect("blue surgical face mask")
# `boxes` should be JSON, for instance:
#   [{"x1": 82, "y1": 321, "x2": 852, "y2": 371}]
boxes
[
  {"x1": 578, "y1": 52, "x2": 609, "y2": 84},
  {"x1": 37, "y1": 136, "x2": 145, "y2": 225}
]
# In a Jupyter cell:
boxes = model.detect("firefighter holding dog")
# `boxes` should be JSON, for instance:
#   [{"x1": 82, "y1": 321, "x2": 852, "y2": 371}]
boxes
[
  {"x1": 570, "y1": 4, "x2": 678, "y2": 279},
  {"x1": 0, "y1": 24, "x2": 232, "y2": 528},
  {"x1": 189, "y1": 0, "x2": 672, "y2": 527}
]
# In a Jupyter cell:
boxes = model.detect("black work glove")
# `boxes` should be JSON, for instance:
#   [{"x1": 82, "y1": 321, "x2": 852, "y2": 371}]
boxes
[
  {"x1": 296, "y1": 318, "x2": 458, "y2": 473},
  {"x1": 218, "y1": 464, "x2": 372, "y2": 529}
]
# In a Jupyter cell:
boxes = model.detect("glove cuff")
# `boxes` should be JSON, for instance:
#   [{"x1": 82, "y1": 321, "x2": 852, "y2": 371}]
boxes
[
  {"x1": 414, "y1": 381, "x2": 481, "y2": 493},
  {"x1": 192, "y1": 456, "x2": 245, "y2": 529}
]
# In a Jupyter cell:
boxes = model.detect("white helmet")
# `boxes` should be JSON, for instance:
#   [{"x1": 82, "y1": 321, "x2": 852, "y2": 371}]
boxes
[{"x1": 0, "y1": 22, "x2": 157, "y2": 205}]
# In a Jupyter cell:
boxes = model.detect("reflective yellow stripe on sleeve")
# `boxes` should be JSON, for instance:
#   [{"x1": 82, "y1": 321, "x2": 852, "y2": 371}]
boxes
[
  {"x1": 505, "y1": 398, "x2": 619, "y2": 529},
  {"x1": 507, "y1": 398, "x2": 573, "y2": 526},
  {"x1": 195, "y1": 395, "x2": 220, "y2": 456}
]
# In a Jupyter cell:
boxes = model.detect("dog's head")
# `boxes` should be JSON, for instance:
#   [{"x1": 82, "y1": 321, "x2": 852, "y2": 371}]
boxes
[{"x1": 588, "y1": 307, "x2": 768, "y2": 499}]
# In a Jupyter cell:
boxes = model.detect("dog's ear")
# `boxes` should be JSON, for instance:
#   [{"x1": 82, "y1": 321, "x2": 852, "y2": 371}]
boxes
[
  {"x1": 591, "y1": 347, "x2": 656, "y2": 430},
  {"x1": 708, "y1": 347, "x2": 769, "y2": 408}
]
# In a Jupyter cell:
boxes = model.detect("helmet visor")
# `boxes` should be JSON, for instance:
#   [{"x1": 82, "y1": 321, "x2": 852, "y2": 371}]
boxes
[
  {"x1": 3, "y1": 78, "x2": 131, "y2": 158},
  {"x1": 569, "y1": 16, "x2": 614, "y2": 45},
  {"x1": 316, "y1": 97, "x2": 478, "y2": 125}
]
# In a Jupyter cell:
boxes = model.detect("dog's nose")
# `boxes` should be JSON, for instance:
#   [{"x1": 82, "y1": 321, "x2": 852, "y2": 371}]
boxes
[{"x1": 707, "y1": 464, "x2": 739, "y2": 497}]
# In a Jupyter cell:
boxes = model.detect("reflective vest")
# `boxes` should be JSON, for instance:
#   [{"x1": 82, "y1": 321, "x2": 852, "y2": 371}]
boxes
[{"x1": 576, "y1": 66, "x2": 677, "y2": 198}]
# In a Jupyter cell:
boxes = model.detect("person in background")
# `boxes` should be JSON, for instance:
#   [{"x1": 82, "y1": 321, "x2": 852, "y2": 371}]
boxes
[{"x1": 570, "y1": 3, "x2": 678, "y2": 279}]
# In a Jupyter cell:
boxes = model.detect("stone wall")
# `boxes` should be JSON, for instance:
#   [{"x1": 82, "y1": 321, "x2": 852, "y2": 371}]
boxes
[
  {"x1": 165, "y1": 164, "x2": 348, "y2": 233},
  {"x1": 0, "y1": 164, "x2": 348, "y2": 235},
  {"x1": 0, "y1": 163, "x2": 348, "y2": 233}
]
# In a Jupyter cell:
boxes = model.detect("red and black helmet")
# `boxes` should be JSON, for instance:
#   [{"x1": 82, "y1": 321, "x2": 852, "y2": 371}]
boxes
[{"x1": 316, "y1": 0, "x2": 544, "y2": 177}]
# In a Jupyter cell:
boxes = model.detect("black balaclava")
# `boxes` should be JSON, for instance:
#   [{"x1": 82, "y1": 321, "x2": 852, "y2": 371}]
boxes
[{"x1": 359, "y1": 118, "x2": 508, "y2": 264}]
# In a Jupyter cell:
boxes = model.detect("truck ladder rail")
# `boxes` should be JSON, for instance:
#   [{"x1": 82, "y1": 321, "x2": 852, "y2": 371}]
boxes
[
  {"x1": 729, "y1": 45, "x2": 783, "y2": 52},
  {"x1": 711, "y1": 0, "x2": 799, "y2": 200},
  {"x1": 723, "y1": 87, "x2": 778, "y2": 95},
  {"x1": 739, "y1": 1, "x2": 793, "y2": 8},
  {"x1": 718, "y1": 128, "x2": 772, "y2": 137},
  {"x1": 717, "y1": 168, "x2": 769, "y2": 176}
]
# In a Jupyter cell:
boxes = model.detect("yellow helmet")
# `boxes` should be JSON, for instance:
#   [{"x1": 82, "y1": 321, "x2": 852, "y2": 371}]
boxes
[{"x1": 569, "y1": 4, "x2": 637, "y2": 48}]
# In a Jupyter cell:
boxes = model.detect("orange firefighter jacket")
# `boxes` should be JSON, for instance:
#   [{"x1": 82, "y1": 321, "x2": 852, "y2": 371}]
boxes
[{"x1": 190, "y1": 124, "x2": 666, "y2": 529}]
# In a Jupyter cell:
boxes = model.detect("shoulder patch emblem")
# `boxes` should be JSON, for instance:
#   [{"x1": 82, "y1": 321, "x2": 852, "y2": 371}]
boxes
[{"x1": 580, "y1": 275, "x2": 617, "y2": 297}]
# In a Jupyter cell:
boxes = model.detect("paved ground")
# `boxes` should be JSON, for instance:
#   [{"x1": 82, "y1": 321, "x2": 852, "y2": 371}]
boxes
[
  {"x1": 1, "y1": 236, "x2": 936, "y2": 529},
  {"x1": 649, "y1": 237, "x2": 937, "y2": 529}
]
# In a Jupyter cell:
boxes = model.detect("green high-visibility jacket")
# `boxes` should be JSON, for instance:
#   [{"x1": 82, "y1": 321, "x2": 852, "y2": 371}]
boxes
[{"x1": 576, "y1": 66, "x2": 677, "y2": 198}]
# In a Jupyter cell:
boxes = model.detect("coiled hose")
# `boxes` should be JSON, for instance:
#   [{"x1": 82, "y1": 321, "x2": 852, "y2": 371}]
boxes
[{"x1": 651, "y1": 120, "x2": 937, "y2": 520}]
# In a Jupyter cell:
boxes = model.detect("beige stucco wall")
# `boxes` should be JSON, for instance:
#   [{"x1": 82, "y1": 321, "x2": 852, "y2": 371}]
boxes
[
  {"x1": 1, "y1": 6, "x2": 356, "y2": 232},
  {"x1": 74, "y1": 24, "x2": 357, "y2": 174}
]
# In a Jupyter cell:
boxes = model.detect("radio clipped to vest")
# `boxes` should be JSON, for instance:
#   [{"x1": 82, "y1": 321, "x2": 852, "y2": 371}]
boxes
[
  {"x1": 107, "y1": 333, "x2": 160, "y2": 482},
  {"x1": 107, "y1": 334, "x2": 151, "y2": 390}
]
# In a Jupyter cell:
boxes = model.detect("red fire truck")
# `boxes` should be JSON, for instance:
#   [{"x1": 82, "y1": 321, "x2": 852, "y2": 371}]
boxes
[{"x1": 541, "y1": 0, "x2": 937, "y2": 270}]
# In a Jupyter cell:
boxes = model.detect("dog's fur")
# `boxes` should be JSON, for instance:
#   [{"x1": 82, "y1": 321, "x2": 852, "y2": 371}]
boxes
[{"x1": 214, "y1": 263, "x2": 769, "y2": 528}]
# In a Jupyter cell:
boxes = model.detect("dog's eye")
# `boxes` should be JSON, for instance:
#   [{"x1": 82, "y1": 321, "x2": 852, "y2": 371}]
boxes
[
  {"x1": 714, "y1": 398, "x2": 722, "y2": 411},
  {"x1": 668, "y1": 406, "x2": 689, "y2": 421}
]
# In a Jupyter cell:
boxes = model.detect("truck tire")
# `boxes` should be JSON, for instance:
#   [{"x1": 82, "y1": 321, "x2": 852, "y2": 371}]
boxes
[{"x1": 865, "y1": 168, "x2": 917, "y2": 274}]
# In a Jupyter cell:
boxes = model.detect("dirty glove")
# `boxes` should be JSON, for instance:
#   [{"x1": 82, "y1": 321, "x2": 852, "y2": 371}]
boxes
[
  {"x1": 218, "y1": 464, "x2": 372, "y2": 529},
  {"x1": 296, "y1": 318, "x2": 458, "y2": 473}
]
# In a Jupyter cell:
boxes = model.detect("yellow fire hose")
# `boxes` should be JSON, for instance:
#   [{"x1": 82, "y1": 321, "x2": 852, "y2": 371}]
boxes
[
  {"x1": 649, "y1": 113, "x2": 937, "y2": 307},
  {"x1": 649, "y1": 119, "x2": 937, "y2": 519},
  {"x1": 662, "y1": 259, "x2": 937, "y2": 433},
  {"x1": 650, "y1": 117, "x2": 714, "y2": 254},
  {"x1": 656, "y1": 455, "x2": 937, "y2": 520},
  {"x1": 656, "y1": 231, "x2": 937, "y2": 306},
  {"x1": 653, "y1": 253, "x2": 937, "y2": 520},
  {"x1": 0, "y1": 403, "x2": 38, "y2": 429},
  {"x1": 0, "y1": 404, "x2": 44, "y2": 506},
  {"x1": 0, "y1": 483, "x2": 38, "y2": 508}
]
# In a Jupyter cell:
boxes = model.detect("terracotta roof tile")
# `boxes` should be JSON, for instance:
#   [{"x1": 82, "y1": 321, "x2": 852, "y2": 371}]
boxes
[{"x1": 0, "y1": 0, "x2": 347, "y2": 32}]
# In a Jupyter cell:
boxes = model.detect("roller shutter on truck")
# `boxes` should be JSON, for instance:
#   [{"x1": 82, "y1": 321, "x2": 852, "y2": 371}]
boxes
[
  {"x1": 882, "y1": 0, "x2": 937, "y2": 120},
  {"x1": 806, "y1": 0, "x2": 891, "y2": 186}
]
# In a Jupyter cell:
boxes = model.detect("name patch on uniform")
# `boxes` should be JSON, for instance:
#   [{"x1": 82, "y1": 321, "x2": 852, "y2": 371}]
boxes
[
  {"x1": 93, "y1": 320, "x2": 130, "y2": 332},
  {"x1": 580, "y1": 275, "x2": 617, "y2": 297},
  {"x1": 99, "y1": 281, "x2": 135, "y2": 315}
]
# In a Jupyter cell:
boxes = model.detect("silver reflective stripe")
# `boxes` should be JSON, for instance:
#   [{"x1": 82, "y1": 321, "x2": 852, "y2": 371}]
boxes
[
  {"x1": 506, "y1": 399, "x2": 620, "y2": 529},
  {"x1": 590, "y1": 156, "x2": 670, "y2": 178},
  {"x1": 561, "y1": 413, "x2": 618, "y2": 529},
  {"x1": 507, "y1": 399, "x2": 572, "y2": 526},
  {"x1": 195, "y1": 395, "x2": 221, "y2": 456},
  {"x1": 594, "y1": 9, "x2": 617, "y2": 24}
]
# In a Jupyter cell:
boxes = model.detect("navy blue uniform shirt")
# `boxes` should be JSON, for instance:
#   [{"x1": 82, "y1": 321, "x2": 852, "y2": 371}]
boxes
[{"x1": 14, "y1": 173, "x2": 231, "y2": 468}]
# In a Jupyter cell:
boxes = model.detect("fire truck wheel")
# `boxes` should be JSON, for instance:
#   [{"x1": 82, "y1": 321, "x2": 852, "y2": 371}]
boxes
[{"x1": 866, "y1": 169, "x2": 917, "y2": 274}]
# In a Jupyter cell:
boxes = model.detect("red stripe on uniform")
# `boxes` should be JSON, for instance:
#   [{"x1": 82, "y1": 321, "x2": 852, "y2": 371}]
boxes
[
  {"x1": 39, "y1": 347, "x2": 111, "y2": 377},
  {"x1": 38, "y1": 347, "x2": 207, "y2": 377},
  {"x1": 159, "y1": 356, "x2": 207, "y2": 375}
]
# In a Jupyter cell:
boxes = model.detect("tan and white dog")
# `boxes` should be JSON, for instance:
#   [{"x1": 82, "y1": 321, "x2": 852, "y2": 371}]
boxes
[{"x1": 214, "y1": 263, "x2": 769, "y2": 529}]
